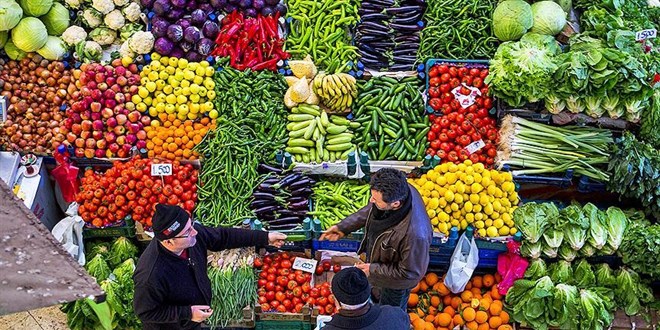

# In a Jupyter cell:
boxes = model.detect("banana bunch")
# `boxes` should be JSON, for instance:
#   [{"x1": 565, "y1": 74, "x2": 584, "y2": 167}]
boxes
[{"x1": 313, "y1": 72, "x2": 358, "y2": 113}]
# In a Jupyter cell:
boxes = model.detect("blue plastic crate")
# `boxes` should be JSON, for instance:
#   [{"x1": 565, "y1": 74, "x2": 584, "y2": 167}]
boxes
[
  {"x1": 501, "y1": 164, "x2": 574, "y2": 189},
  {"x1": 577, "y1": 176, "x2": 606, "y2": 193},
  {"x1": 424, "y1": 59, "x2": 490, "y2": 114},
  {"x1": 311, "y1": 219, "x2": 363, "y2": 252}
]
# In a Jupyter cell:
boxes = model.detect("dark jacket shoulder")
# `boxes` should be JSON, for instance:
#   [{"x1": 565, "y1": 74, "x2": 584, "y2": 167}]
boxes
[{"x1": 322, "y1": 304, "x2": 410, "y2": 330}]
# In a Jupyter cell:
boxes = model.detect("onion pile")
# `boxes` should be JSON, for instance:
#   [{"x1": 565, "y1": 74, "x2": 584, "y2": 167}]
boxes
[{"x1": 0, "y1": 54, "x2": 72, "y2": 154}]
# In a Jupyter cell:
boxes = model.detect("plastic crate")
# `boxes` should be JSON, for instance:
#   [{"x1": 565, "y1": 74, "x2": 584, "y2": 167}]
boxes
[
  {"x1": 311, "y1": 219, "x2": 363, "y2": 252},
  {"x1": 255, "y1": 320, "x2": 311, "y2": 330},
  {"x1": 251, "y1": 219, "x2": 313, "y2": 253},
  {"x1": 83, "y1": 216, "x2": 136, "y2": 238},
  {"x1": 424, "y1": 59, "x2": 490, "y2": 114},
  {"x1": 577, "y1": 176, "x2": 606, "y2": 193},
  {"x1": 501, "y1": 164, "x2": 574, "y2": 189}
]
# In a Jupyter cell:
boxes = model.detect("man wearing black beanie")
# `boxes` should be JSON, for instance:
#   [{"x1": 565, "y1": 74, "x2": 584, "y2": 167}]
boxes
[
  {"x1": 322, "y1": 268, "x2": 410, "y2": 330},
  {"x1": 133, "y1": 204, "x2": 287, "y2": 330},
  {"x1": 321, "y1": 168, "x2": 432, "y2": 310}
]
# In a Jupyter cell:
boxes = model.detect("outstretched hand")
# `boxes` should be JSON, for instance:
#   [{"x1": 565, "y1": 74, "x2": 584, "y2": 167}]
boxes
[
  {"x1": 268, "y1": 232, "x2": 287, "y2": 248},
  {"x1": 319, "y1": 225, "x2": 345, "y2": 241}
]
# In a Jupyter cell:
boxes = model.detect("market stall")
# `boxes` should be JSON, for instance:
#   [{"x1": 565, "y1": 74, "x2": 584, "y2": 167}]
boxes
[{"x1": 0, "y1": 0, "x2": 659, "y2": 328}]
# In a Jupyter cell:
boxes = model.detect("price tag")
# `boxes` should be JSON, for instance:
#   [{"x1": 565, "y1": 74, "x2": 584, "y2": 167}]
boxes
[
  {"x1": 451, "y1": 84, "x2": 482, "y2": 109},
  {"x1": 636, "y1": 29, "x2": 657, "y2": 41},
  {"x1": 292, "y1": 257, "x2": 318, "y2": 274},
  {"x1": 465, "y1": 139, "x2": 486, "y2": 155},
  {"x1": 151, "y1": 163, "x2": 173, "y2": 176},
  {"x1": 0, "y1": 95, "x2": 7, "y2": 123}
]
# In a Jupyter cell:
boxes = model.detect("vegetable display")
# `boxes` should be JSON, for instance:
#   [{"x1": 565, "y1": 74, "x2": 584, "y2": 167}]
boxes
[
  {"x1": 355, "y1": 0, "x2": 425, "y2": 71},
  {"x1": 514, "y1": 202, "x2": 628, "y2": 260},
  {"x1": 250, "y1": 167, "x2": 314, "y2": 230},
  {"x1": 285, "y1": 0, "x2": 359, "y2": 72},
  {"x1": 353, "y1": 76, "x2": 428, "y2": 161},
  {"x1": 75, "y1": 157, "x2": 198, "y2": 228},
  {"x1": 211, "y1": 11, "x2": 288, "y2": 71},
  {"x1": 426, "y1": 63, "x2": 498, "y2": 165},
  {"x1": 312, "y1": 72, "x2": 358, "y2": 113},
  {"x1": 619, "y1": 220, "x2": 660, "y2": 279},
  {"x1": 309, "y1": 180, "x2": 370, "y2": 230},
  {"x1": 282, "y1": 56, "x2": 320, "y2": 108},
  {"x1": 418, "y1": 0, "x2": 498, "y2": 61},
  {"x1": 255, "y1": 252, "x2": 315, "y2": 313},
  {"x1": 0, "y1": 55, "x2": 72, "y2": 154},
  {"x1": 607, "y1": 132, "x2": 660, "y2": 220},
  {"x1": 410, "y1": 160, "x2": 519, "y2": 236},
  {"x1": 497, "y1": 116, "x2": 613, "y2": 181},
  {"x1": 407, "y1": 272, "x2": 513, "y2": 330},
  {"x1": 64, "y1": 59, "x2": 147, "y2": 158},
  {"x1": 207, "y1": 248, "x2": 257, "y2": 327}
]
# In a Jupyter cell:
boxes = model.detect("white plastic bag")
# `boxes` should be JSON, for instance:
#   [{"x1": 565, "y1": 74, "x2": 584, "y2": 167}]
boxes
[
  {"x1": 444, "y1": 233, "x2": 479, "y2": 293},
  {"x1": 51, "y1": 202, "x2": 85, "y2": 266}
]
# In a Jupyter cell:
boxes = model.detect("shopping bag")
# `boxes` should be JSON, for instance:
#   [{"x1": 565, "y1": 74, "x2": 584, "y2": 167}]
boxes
[
  {"x1": 444, "y1": 232, "x2": 479, "y2": 293},
  {"x1": 497, "y1": 239, "x2": 529, "y2": 295},
  {"x1": 51, "y1": 202, "x2": 85, "y2": 265}
]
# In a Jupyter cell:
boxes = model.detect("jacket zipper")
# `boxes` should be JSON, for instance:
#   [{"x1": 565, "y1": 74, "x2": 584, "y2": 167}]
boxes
[{"x1": 370, "y1": 230, "x2": 393, "y2": 260}]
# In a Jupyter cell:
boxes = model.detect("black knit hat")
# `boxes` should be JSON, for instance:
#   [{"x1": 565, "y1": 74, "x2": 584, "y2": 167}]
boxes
[
  {"x1": 152, "y1": 204, "x2": 189, "y2": 240},
  {"x1": 331, "y1": 267, "x2": 371, "y2": 305}
]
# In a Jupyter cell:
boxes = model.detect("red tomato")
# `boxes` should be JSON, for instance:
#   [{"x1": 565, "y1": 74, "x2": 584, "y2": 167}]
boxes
[
  {"x1": 277, "y1": 276, "x2": 288, "y2": 287},
  {"x1": 472, "y1": 77, "x2": 483, "y2": 88},
  {"x1": 258, "y1": 296, "x2": 268, "y2": 304},
  {"x1": 450, "y1": 78, "x2": 460, "y2": 89},
  {"x1": 429, "y1": 98, "x2": 442, "y2": 111},
  {"x1": 332, "y1": 264, "x2": 341, "y2": 273},
  {"x1": 265, "y1": 291, "x2": 275, "y2": 301},
  {"x1": 430, "y1": 140, "x2": 441, "y2": 149},
  {"x1": 480, "y1": 69, "x2": 489, "y2": 79},
  {"x1": 315, "y1": 265, "x2": 324, "y2": 275},
  {"x1": 317, "y1": 297, "x2": 328, "y2": 306},
  {"x1": 325, "y1": 305, "x2": 335, "y2": 315},
  {"x1": 295, "y1": 273, "x2": 306, "y2": 285},
  {"x1": 283, "y1": 299, "x2": 293, "y2": 310},
  {"x1": 429, "y1": 77, "x2": 441, "y2": 87},
  {"x1": 440, "y1": 73, "x2": 451, "y2": 83},
  {"x1": 469, "y1": 153, "x2": 480, "y2": 164},
  {"x1": 310, "y1": 288, "x2": 320, "y2": 298},
  {"x1": 263, "y1": 256, "x2": 272, "y2": 264},
  {"x1": 302, "y1": 282, "x2": 311, "y2": 293},
  {"x1": 429, "y1": 66, "x2": 439, "y2": 77},
  {"x1": 322, "y1": 261, "x2": 331, "y2": 271},
  {"x1": 261, "y1": 303, "x2": 271, "y2": 311},
  {"x1": 287, "y1": 280, "x2": 298, "y2": 290},
  {"x1": 427, "y1": 130, "x2": 437, "y2": 141},
  {"x1": 293, "y1": 287, "x2": 302, "y2": 297},
  {"x1": 258, "y1": 279, "x2": 267, "y2": 287},
  {"x1": 276, "y1": 305, "x2": 287, "y2": 313},
  {"x1": 281, "y1": 260, "x2": 292, "y2": 269},
  {"x1": 436, "y1": 150, "x2": 447, "y2": 159},
  {"x1": 275, "y1": 292, "x2": 286, "y2": 302},
  {"x1": 448, "y1": 151, "x2": 459, "y2": 162},
  {"x1": 320, "y1": 287, "x2": 331, "y2": 298},
  {"x1": 457, "y1": 67, "x2": 468, "y2": 77},
  {"x1": 487, "y1": 147, "x2": 497, "y2": 158},
  {"x1": 469, "y1": 68, "x2": 481, "y2": 77},
  {"x1": 430, "y1": 123, "x2": 441, "y2": 133},
  {"x1": 448, "y1": 67, "x2": 458, "y2": 77},
  {"x1": 440, "y1": 83, "x2": 451, "y2": 93},
  {"x1": 428, "y1": 87, "x2": 441, "y2": 98},
  {"x1": 295, "y1": 303, "x2": 304, "y2": 313},
  {"x1": 437, "y1": 64, "x2": 449, "y2": 74},
  {"x1": 484, "y1": 98, "x2": 493, "y2": 109},
  {"x1": 441, "y1": 92, "x2": 453, "y2": 104},
  {"x1": 266, "y1": 281, "x2": 276, "y2": 291}
]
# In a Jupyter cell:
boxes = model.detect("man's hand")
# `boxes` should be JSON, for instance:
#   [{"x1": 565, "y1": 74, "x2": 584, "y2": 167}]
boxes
[
  {"x1": 355, "y1": 263, "x2": 370, "y2": 276},
  {"x1": 268, "y1": 232, "x2": 287, "y2": 248},
  {"x1": 191, "y1": 305, "x2": 212, "y2": 323},
  {"x1": 319, "y1": 225, "x2": 345, "y2": 241}
]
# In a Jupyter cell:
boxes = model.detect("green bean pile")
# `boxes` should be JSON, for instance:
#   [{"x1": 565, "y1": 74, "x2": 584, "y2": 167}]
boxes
[{"x1": 418, "y1": 0, "x2": 499, "y2": 61}]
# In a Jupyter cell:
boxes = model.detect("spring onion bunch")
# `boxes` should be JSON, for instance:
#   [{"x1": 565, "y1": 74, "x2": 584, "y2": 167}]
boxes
[{"x1": 207, "y1": 248, "x2": 257, "y2": 328}]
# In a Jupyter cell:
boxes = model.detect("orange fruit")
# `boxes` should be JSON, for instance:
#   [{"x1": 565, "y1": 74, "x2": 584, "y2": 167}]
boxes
[
  {"x1": 428, "y1": 306, "x2": 438, "y2": 316},
  {"x1": 430, "y1": 295, "x2": 441, "y2": 308},
  {"x1": 435, "y1": 313, "x2": 452, "y2": 327},
  {"x1": 466, "y1": 321, "x2": 479, "y2": 330},
  {"x1": 475, "y1": 311, "x2": 488, "y2": 324},
  {"x1": 408, "y1": 293, "x2": 419, "y2": 308},
  {"x1": 497, "y1": 325, "x2": 514, "y2": 330},
  {"x1": 490, "y1": 286, "x2": 503, "y2": 300},
  {"x1": 412, "y1": 318, "x2": 426, "y2": 330},
  {"x1": 443, "y1": 306, "x2": 455, "y2": 317},
  {"x1": 483, "y1": 275, "x2": 495, "y2": 288},
  {"x1": 477, "y1": 323, "x2": 490, "y2": 330},
  {"x1": 411, "y1": 282, "x2": 421, "y2": 294},
  {"x1": 436, "y1": 282, "x2": 450, "y2": 296},
  {"x1": 461, "y1": 291, "x2": 473, "y2": 303},
  {"x1": 425, "y1": 273, "x2": 439, "y2": 286},
  {"x1": 424, "y1": 315, "x2": 435, "y2": 323},
  {"x1": 500, "y1": 311, "x2": 510, "y2": 324},
  {"x1": 409, "y1": 312, "x2": 419, "y2": 323},
  {"x1": 495, "y1": 273, "x2": 503, "y2": 283},
  {"x1": 489, "y1": 316, "x2": 503, "y2": 328},
  {"x1": 479, "y1": 298, "x2": 491, "y2": 311},
  {"x1": 424, "y1": 322, "x2": 434, "y2": 330},
  {"x1": 452, "y1": 314, "x2": 464, "y2": 326},
  {"x1": 465, "y1": 282, "x2": 473, "y2": 290},
  {"x1": 471, "y1": 276, "x2": 483, "y2": 288},
  {"x1": 450, "y1": 297, "x2": 462, "y2": 310},
  {"x1": 471, "y1": 288, "x2": 482, "y2": 298},
  {"x1": 443, "y1": 295, "x2": 452, "y2": 307},
  {"x1": 462, "y1": 307, "x2": 476, "y2": 322},
  {"x1": 489, "y1": 300, "x2": 503, "y2": 316}
]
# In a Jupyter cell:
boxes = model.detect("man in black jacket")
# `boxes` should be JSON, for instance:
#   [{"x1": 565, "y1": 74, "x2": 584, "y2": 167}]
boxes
[
  {"x1": 133, "y1": 204, "x2": 287, "y2": 330},
  {"x1": 321, "y1": 268, "x2": 410, "y2": 330}
]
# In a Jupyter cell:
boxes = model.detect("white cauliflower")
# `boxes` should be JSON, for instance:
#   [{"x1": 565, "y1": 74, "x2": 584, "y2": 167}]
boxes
[
  {"x1": 650, "y1": 0, "x2": 660, "y2": 6},
  {"x1": 119, "y1": 40, "x2": 135, "y2": 58},
  {"x1": 113, "y1": 0, "x2": 129, "y2": 6},
  {"x1": 62, "y1": 26, "x2": 87, "y2": 46},
  {"x1": 122, "y1": 2, "x2": 141, "y2": 22},
  {"x1": 128, "y1": 31, "x2": 154, "y2": 54},
  {"x1": 89, "y1": 27, "x2": 117, "y2": 45},
  {"x1": 64, "y1": 0, "x2": 81, "y2": 9},
  {"x1": 92, "y1": 0, "x2": 115, "y2": 14},
  {"x1": 104, "y1": 9, "x2": 125, "y2": 30},
  {"x1": 82, "y1": 8, "x2": 103, "y2": 28}
]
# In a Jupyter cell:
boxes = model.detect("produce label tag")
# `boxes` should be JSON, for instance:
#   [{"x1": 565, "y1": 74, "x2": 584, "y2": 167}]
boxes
[
  {"x1": 151, "y1": 163, "x2": 173, "y2": 176},
  {"x1": 465, "y1": 139, "x2": 486, "y2": 154},
  {"x1": 0, "y1": 96, "x2": 6, "y2": 123},
  {"x1": 636, "y1": 29, "x2": 657, "y2": 41},
  {"x1": 451, "y1": 84, "x2": 481, "y2": 109},
  {"x1": 292, "y1": 257, "x2": 317, "y2": 274}
]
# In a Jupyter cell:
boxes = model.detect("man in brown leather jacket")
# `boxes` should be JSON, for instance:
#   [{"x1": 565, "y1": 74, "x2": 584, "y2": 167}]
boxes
[{"x1": 321, "y1": 168, "x2": 432, "y2": 310}]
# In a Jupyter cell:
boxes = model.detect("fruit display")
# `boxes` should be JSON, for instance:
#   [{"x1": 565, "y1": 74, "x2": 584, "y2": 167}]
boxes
[
  {"x1": 0, "y1": 55, "x2": 72, "y2": 154},
  {"x1": 409, "y1": 160, "x2": 519, "y2": 236},
  {"x1": 144, "y1": 116, "x2": 214, "y2": 159},
  {"x1": 408, "y1": 272, "x2": 512, "y2": 330},
  {"x1": 64, "y1": 59, "x2": 147, "y2": 158},
  {"x1": 311, "y1": 72, "x2": 358, "y2": 113}
]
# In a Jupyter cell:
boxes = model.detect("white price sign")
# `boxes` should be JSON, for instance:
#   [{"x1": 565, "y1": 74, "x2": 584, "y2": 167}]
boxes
[
  {"x1": 151, "y1": 163, "x2": 173, "y2": 176},
  {"x1": 636, "y1": 29, "x2": 657, "y2": 41},
  {"x1": 465, "y1": 139, "x2": 486, "y2": 155},
  {"x1": 292, "y1": 257, "x2": 318, "y2": 274},
  {"x1": 451, "y1": 84, "x2": 482, "y2": 109}
]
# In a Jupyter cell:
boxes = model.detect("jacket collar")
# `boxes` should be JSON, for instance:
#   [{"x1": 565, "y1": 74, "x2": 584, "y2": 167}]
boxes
[{"x1": 325, "y1": 304, "x2": 381, "y2": 329}]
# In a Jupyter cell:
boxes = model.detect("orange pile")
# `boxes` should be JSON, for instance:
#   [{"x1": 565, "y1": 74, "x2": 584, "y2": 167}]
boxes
[
  {"x1": 408, "y1": 273, "x2": 512, "y2": 330},
  {"x1": 145, "y1": 115, "x2": 215, "y2": 160}
]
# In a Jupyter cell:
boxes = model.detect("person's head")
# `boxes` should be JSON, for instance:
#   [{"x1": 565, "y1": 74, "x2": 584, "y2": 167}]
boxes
[
  {"x1": 152, "y1": 204, "x2": 198, "y2": 252},
  {"x1": 331, "y1": 267, "x2": 372, "y2": 311},
  {"x1": 369, "y1": 168, "x2": 409, "y2": 211}
]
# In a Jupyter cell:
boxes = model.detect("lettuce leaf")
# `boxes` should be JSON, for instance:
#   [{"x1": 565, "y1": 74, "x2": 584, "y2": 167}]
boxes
[
  {"x1": 514, "y1": 202, "x2": 551, "y2": 244},
  {"x1": 562, "y1": 205, "x2": 589, "y2": 251},
  {"x1": 108, "y1": 237, "x2": 138, "y2": 268},
  {"x1": 549, "y1": 260, "x2": 574, "y2": 284},
  {"x1": 594, "y1": 264, "x2": 616, "y2": 288},
  {"x1": 525, "y1": 258, "x2": 547, "y2": 280},
  {"x1": 573, "y1": 259, "x2": 596, "y2": 288},
  {"x1": 521, "y1": 240, "x2": 543, "y2": 259},
  {"x1": 85, "y1": 254, "x2": 111, "y2": 283},
  {"x1": 605, "y1": 207, "x2": 627, "y2": 251},
  {"x1": 614, "y1": 268, "x2": 655, "y2": 316},
  {"x1": 550, "y1": 284, "x2": 579, "y2": 328},
  {"x1": 558, "y1": 244, "x2": 578, "y2": 261},
  {"x1": 584, "y1": 203, "x2": 608, "y2": 250},
  {"x1": 578, "y1": 289, "x2": 614, "y2": 330}
]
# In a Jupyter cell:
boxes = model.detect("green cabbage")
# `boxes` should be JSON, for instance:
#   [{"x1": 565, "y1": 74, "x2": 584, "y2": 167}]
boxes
[
  {"x1": 525, "y1": 258, "x2": 547, "y2": 280},
  {"x1": 11, "y1": 17, "x2": 47, "y2": 52},
  {"x1": 4, "y1": 39, "x2": 26, "y2": 59},
  {"x1": 562, "y1": 205, "x2": 588, "y2": 251},
  {"x1": 550, "y1": 284, "x2": 579, "y2": 328},
  {"x1": 0, "y1": 31, "x2": 7, "y2": 49},
  {"x1": 492, "y1": 0, "x2": 533, "y2": 41},
  {"x1": 41, "y1": 2, "x2": 69, "y2": 35},
  {"x1": 530, "y1": 1, "x2": 567, "y2": 36},
  {"x1": 543, "y1": 228, "x2": 564, "y2": 249},
  {"x1": 594, "y1": 264, "x2": 616, "y2": 288},
  {"x1": 549, "y1": 260, "x2": 574, "y2": 284},
  {"x1": 85, "y1": 254, "x2": 111, "y2": 283},
  {"x1": 605, "y1": 207, "x2": 627, "y2": 250},
  {"x1": 615, "y1": 268, "x2": 654, "y2": 316},
  {"x1": 0, "y1": 0, "x2": 23, "y2": 31},
  {"x1": 108, "y1": 237, "x2": 138, "y2": 268},
  {"x1": 552, "y1": 0, "x2": 572, "y2": 13},
  {"x1": 18, "y1": 0, "x2": 51, "y2": 16},
  {"x1": 579, "y1": 243, "x2": 596, "y2": 257},
  {"x1": 542, "y1": 242, "x2": 558, "y2": 258},
  {"x1": 37, "y1": 36, "x2": 66, "y2": 59},
  {"x1": 573, "y1": 259, "x2": 596, "y2": 288}
]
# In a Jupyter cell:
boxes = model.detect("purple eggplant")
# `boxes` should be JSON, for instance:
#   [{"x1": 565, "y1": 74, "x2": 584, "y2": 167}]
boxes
[
  {"x1": 152, "y1": 0, "x2": 170, "y2": 15},
  {"x1": 202, "y1": 21, "x2": 220, "y2": 39},
  {"x1": 166, "y1": 24, "x2": 184, "y2": 42},
  {"x1": 288, "y1": 178, "x2": 313, "y2": 191},
  {"x1": 250, "y1": 199, "x2": 278, "y2": 209},
  {"x1": 238, "y1": 0, "x2": 251, "y2": 7},
  {"x1": 258, "y1": 164, "x2": 283, "y2": 174},
  {"x1": 191, "y1": 9, "x2": 207, "y2": 26},
  {"x1": 274, "y1": 173, "x2": 301, "y2": 189},
  {"x1": 150, "y1": 17, "x2": 169, "y2": 37},
  {"x1": 254, "y1": 205, "x2": 280, "y2": 215},
  {"x1": 199, "y1": 3, "x2": 213, "y2": 13},
  {"x1": 154, "y1": 37, "x2": 174, "y2": 55},
  {"x1": 278, "y1": 210, "x2": 308, "y2": 217},
  {"x1": 184, "y1": 26, "x2": 201, "y2": 43},
  {"x1": 288, "y1": 200, "x2": 309, "y2": 210},
  {"x1": 290, "y1": 187, "x2": 313, "y2": 197},
  {"x1": 253, "y1": 192, "x2": 276, "y2": 200},
  {"x1": 286, "y1": 196, "x2": 306, "y2": 204},
  {"x1": 268, "y1": 216, "x2": 302, "y2": 226}
]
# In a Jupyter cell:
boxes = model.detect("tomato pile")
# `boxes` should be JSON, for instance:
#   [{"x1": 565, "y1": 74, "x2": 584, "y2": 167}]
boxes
[
  {"x1": 426, "y1": 64, "x2": 498, "y2": 166},
  {"x1": 76, "y1": 157, "x2": 198, "y2": 228},
  {"x1": 255, "y1": 253, "x2": 339, "y2": 316}
]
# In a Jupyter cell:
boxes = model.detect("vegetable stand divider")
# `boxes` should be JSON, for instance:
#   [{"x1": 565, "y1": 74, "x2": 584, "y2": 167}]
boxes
[
  {"x1": 251, "y1": 219, "x2": 312, "y2": 253},
  {"x1": 201, "y1": 305, "x2": 254, "y2": 330},
  {"x1": 83, "y1": 215, "x2": 136, "y2": 238},
  {"x1": 311, "y1": 218, "x2": 364, "y2": 253}
]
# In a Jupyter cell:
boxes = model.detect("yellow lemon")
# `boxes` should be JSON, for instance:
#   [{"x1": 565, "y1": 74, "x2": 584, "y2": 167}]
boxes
[
  {"x1": 478, "y1": 228, "x2": 487, "y2": 237},
  {"x1": 464, "y1": 201, "x2": 474, "y2": 213},
  {"x1": 448, "y1": 163, "x2": 458, "y2": 173},
  {"x1": 510, "y1": 227, "x2": 518, "y2": 235},
  {"x1": 493, "y1": 219, "x2": 504, "y2": 229},
  {"x1": 438, "y1": 222, "x2": 448, "y2": 234},
  {"x1": 474, "y1": 220, "x2": 485, "y2": 229},
  {"x1": 427, "y1": 209, "x2": 436, "y2": 219},
  {"x1": 465, "y1": 213, "x2": 475, "y2": 222},
  {"x1": 444, "y1": 190, "x2": 455, "y2": 202},
  {"x1": 457, "y1": 163, "x2": 466, "y2": 172},
  {"x1": 471, "y1": 183, "x2": 484, "y2": 194},
  {"x1": 498, "y1": 226, "x2": 510, "y2": 236},
  {"x1": 460, "y1": 220, "x2": 468, "y2": 229},
  {"x1": 487, "y1": 227, "x2": 498, "y2": 237},
  {"x1": 454, "y1": 193, "x2": 464, "y2": 204},
  {"x1": 485, "y1": 219, "x2": 493, "y2": 227},
  {"x1": 428, "y1": 198, "x2": 439, "y2": 210},
  {"x1": 473, "y1": 204, "x2": 482, "y2": 213}
]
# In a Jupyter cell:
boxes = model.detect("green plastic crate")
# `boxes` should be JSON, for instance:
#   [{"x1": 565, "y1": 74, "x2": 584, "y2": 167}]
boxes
[
  {"x1": 255, "y1": 320, "x2": 311, "y2": 330},
  {"x1": 83, "y1": 216, "x2": 136, "y2": 238}
]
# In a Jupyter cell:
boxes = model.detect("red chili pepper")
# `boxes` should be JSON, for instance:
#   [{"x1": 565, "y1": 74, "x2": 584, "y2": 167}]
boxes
[{"x1": 251, "y1": 58, "x2": 279, "y2": 71}]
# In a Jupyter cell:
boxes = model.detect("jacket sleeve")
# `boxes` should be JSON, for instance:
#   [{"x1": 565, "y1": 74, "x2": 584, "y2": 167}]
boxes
[
  {"x1": 368, "y1": 236, "x2": 429, "y2": 289},
  {"x1": 336, "y1": 204, "x2": 372, "y2": 235},
  {"x1": 134, "y1": 282, "x2": 193, "y2": 324},
  {"x1": 196, "y1": 224, "x2": 269, "y2": 252}
]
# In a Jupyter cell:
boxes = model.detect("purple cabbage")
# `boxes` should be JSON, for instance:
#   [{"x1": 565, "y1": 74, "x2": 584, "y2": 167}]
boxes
[
  {"x1": 186, "y1": 51, "x2": 203, "y2": 62},
  {"x1": 225, "y1": 4, "x2": 237, "y2": 12},
  {"x1": 180, "y1": 41, "x2": 193, "y2": 52},
  {"x1": 154, "y1": 37, "x2": 174, "y2": 55},
  {"x1": 184, "y1": 26, "x2": 201, "y2": 43},
  {"x1": 152, "y1": 0, "x2": 170, "y2": 15},
  {"x1": 264, "y1": 0, "x2": 278, "y2": 5},
  {"x1": 210, "y1": 0, "x2": 227, "y2": 9},
  {"x1": 170, "y1": 47, "x2": 185, "y2": 58},
  {"x1": 150, "y1": 18, "x2": 169, "y2": 37},
  {"x1": 245, "y1": 8, "x2": 257, "y2": 17},
  {"x1": 176, "y1": 18, "x2": 191, "y2": 30},
  {"x1": 190, "y1": 9, "x2": 206, "y2": 26},
  {"x1": 199, "y1": 3, "x2": 213, "y2": 13},
  {"x1": 141, "y1": 0, "x2": 154, "y2": 9},
  {"x1": 275, "y1": 3, "x2": 286, "y2": 15},
  {"x1": 238, "y1": 0, "x2": 251, "y2": 8},
  {"x1": 202, "y1": 21, "x2": 219, "y2": 39},
  {"x1": 166, "y1": 8, "x2": 185, "y2": 20},
  {"x1": 185, "y1": 0, "x2": 198, "y2": 12},
  {"x1": 260, "y1": 6, "x2": 274, "y2": 15},
  {"x1": 196, "y1": 38, "x2": 214, "y2": 56},
  {"x1": 166, "y1": 24, "x2": 184, "y2": 42},
  {"x1": 171, "y1": 0, "x2": 186, "y2": 8},
  {"x1": 252, "y1": 0, "x2": 264, "y2": 9}
]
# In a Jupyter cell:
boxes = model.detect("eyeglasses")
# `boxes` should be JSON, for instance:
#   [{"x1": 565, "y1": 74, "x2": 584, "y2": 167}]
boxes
[{"x1": 172, "y1": 220, "x2": 195, "y2": 239}]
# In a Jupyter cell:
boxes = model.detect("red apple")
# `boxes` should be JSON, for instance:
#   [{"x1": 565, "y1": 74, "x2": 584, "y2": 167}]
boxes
[
  {"x1": 108, "y1": 143, "x2": 120, "y2": 153},
  {"x1": 136, "y1": 140, "x2": 147, "y2": 149},
  {"x1": 74, "y1": 138, "x2": 85, "y2": 148},
  {"x1": 81, "y1": 120, "x2": 92, "y2": 131},
  {"x1": 75, "y1": 148, "x2": 85, "y2": 158},
  {"x1": 127, "y1": 123, "x2": 140, "y2": 134},
  {"x1": 115, "y1": 66, "x2": 126, "y2": 76},
  {"x1": 125, "y1": 134, "x2": 137, "y2": 145},
  {"x1": 80, "y1": 131, "x2": 91, "y2": 139},
  {"x1": 116, "y1": 76, "x2": 128, "y2": 86},
  {"x1": 113, "y1": 126, "x2": 125, "y2": 135},
  {"x1": 95, "y1": 149, "x2": 105, "y2": 158},
  {"x1": 140, "y1": 116, "x2": 151, "y2": 126},
  {"x1": 66, "y1": 132, "x2": 77, "y2": 143},
  {"x1": 101, "y1": 108, "x2": 114, "y2": 119},
  {"x1": 92, "y1": 120, "x2": 104, "y2": 131},
  {"x1": 71, "y1": 123, "x2": 82, "y2": 135},
  {"x1": 106, "y1": 149, "x2": 115, "y2": 158},
  {"x1": 105, "y1": 132, "x2": 116, "y2": 143},
  {"x1": 97, "y1": 83, "x2": 108, "y2": 91},
  {"x1": 127, "y1": 111, "x2": 140, "y2": 123},
  {"x1": 136, "y1": 130, "x2": 147, "y2": 140},
  {"x1": 117, "y1": 148, "x2": 128, "y2": 158},
  {"x1": 116, "y1": 135, "x2": 126, "y2": 145},
  {"x1": 116, "y1": 114, "x2": 128, "y2": 125},
  {"x1": 122, "y1": 143, "x2": 133, "y2": 153},
  {"x1": 107, "y1": 117, "x2": 118, "y2": 128},
  {"x1": 92, "y1": 131, "x2": 103, "y2": 141},
  {"x1": 96, "y1": 140, "x2": 107, "y2": 149},
  {"x1": 85, "y1": 138, "x2": 96, "y2": 149},
  {"x1": 90, "y1": 102, "x2": 102, "y2": 112}
]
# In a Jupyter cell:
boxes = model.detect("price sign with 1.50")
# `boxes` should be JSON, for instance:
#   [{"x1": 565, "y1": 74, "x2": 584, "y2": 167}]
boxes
[{"x1": 151, "y1": 163, "x2": 173, "y2": 176}]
